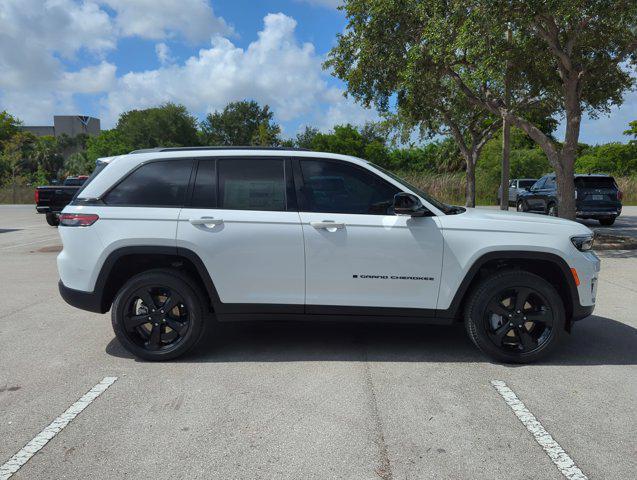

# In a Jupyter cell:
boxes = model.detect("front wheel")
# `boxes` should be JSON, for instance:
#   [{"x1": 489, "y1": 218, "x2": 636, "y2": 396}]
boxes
[
  {"x1": 111, "y1": 269, "x2": 208, "y2": 361},
  {"x1": 464, "y1": 270, "x2": 566, "y2": 363},
  {"x1": 516, "y1": 200, "x2": 527, "y2": 212},
  {"x1": 547, "y1": 203, "x2": 558, "y2": 216}
]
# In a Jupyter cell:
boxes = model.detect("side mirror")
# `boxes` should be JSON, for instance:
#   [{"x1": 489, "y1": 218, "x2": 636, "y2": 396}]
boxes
[{"x1": 393, "y1": 192, "x2": 428, "y2": 217}]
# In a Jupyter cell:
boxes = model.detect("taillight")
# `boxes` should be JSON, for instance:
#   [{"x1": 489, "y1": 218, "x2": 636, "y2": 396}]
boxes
[
  {"x1": 618, "y1": 190, "x2": 623, "y2": 201},
  {"x1": 34, "y1": 189, "x2": 39, "y2": 204},
  {"x1": 59, "y1": 213, "x2": 99, "y2": 227}
]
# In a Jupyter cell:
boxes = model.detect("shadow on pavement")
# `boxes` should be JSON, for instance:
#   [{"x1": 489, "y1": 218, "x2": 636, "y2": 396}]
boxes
[{"x1": 105, "y1": 315, "x2": 637, "y2": 366}]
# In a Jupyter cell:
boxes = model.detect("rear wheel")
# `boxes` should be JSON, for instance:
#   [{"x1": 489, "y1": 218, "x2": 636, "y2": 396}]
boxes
[
  {"x1": 516, "y1": 200, "x2": 527, "y2": 212},
  {"x1": 45, "y1": 213, "x2": 59, "y2": 227},
  {"x1": 465, "y1": 270, "x2": 566, "y2": 363},
  {"x1": 598, "y1": 217, "x2": 616, "y2": 226},
  {"x1": 111, "y1": 269, "x2": 208, "y2": 361}
]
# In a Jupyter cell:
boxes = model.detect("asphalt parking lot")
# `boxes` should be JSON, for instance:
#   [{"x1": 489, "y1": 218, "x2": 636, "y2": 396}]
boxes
[{"x1": 1, "y1": 204, "x2": 635, "y2": 479}]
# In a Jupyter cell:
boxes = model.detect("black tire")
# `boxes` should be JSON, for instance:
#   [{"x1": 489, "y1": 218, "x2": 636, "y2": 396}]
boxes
[
  {"x1": 45, "y1": 213, "x2": 59, "y2": 227},
  {"x1": 547, "y1": 202, "x2": 558, "y2": 216},
  {"x1": 464, "y1": 270, "x2": 566, "y2": 363},
  {"x1": 111, "y1": 269, "x2": 208, "y2": 361},
  {"x1": 598, "y1": 217, "x2": 615, "y2": 226},
  {"x1": 516, "y1": 200, "x2": 527, "y2": 212}
]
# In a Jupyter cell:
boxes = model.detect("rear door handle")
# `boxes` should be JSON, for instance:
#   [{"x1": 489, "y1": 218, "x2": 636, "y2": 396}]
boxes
[
  {"x1": 310, "y1": 221, "x2": 345, "y2": 230},
  {"x1": 190, "y1": 217, "x2": 224, "y2": 227}
]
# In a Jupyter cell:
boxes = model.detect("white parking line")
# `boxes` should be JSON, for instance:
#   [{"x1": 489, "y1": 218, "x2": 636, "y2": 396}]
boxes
[
  {"x1": 0, "y1": 376, "x2": 117, "y2": 480},
  {"x1": 491, "y1": 380, "x2": 587, "y2": 480},
  {"x1": 0, "y1": 235, "x2": 61, "y2": 250}
]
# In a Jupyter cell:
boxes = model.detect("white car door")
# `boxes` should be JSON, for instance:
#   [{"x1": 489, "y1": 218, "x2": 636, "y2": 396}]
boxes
[
  {"x1": 295, "y1": 158, "x2": 444, "y2": 312},
  {"x1": 177, "y1": 158, "x2": 305, "y2": 308}
]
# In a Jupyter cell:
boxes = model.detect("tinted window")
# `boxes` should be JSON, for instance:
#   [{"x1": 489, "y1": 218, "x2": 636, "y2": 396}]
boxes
[
  {"x1": 105, "y1": 160, "x2": 192, "y2": 206},
  {"x1": 218, "y1": 159, "x2": 285, "y2": 211},
  {"x1": 575, "y1": 177, "x2": 616, "y2": 188},
  {"x1": 191, "y1": 160, "x2": 216, "y2": 208},
  {"x1": 300, "y1": 160, "x2": 399, "y2": 215},
  {"x1": 544, "y1": 176, "x2": 556, "y2": 188},
  {"x1": 532, "y1": 177, "x2": 546, "y2": 190},
  {"x1": 518, "y1": 180, "x2": 536, "y2": 188}
]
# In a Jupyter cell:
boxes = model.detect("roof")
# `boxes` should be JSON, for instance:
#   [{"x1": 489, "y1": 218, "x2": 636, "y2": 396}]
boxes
[{"x1": 129, "y1": 146, "x2": 310, "y2": 154}]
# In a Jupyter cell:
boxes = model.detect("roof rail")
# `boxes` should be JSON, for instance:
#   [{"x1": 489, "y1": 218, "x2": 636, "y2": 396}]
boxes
[{"x1": 129, "y1": 146, "x2": 309, "y2": 154}]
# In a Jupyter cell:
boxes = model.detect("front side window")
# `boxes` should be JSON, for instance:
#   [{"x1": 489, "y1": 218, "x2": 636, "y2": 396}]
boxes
[
  {"x1": 104, "y1": 159, "x2": 193, "y2": 206},
  {"x1": 218, "y1": 159, "x2": 286, "y2": 211},
  {"x1": 300, "y1": 160, "x2": 399, "y2": 215}
]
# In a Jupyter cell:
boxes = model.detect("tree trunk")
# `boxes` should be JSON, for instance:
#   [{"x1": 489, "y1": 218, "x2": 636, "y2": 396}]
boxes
[
  {"x1": 500, "y1": 115, "x2": 511, "y2": 210},
  {"x1": 465, "y1": 156, "x2": 476, "y2": 208},
  {"x1": 556, "y1": 78, "x2": 582, "y2": 220}
]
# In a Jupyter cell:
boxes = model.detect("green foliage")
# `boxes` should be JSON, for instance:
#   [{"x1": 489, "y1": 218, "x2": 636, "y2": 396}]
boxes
[
  {"x1": 576, "y1": 143, "x2": 637, "y2": 176},
  {"x1": 86, "y1": 129, "x2": 132, "y2": 163},
  {"x1": 116, "y1": 103, "x2": 199, "y2": 149},
  {"x1": 64, "y1": 151, "x2": 93, "y2": 176},
  {"x1": 0, "y1": 111, "x2": 22, "y2": 146},
  {"x1": 624, "y1": 120, "x2": 637, "y2": 144},
  {"x1": 200, "y1": 100, "x2": 281, "y2": 146}
]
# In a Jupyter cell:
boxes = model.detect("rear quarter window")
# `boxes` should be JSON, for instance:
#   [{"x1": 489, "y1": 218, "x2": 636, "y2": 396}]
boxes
[{"x1": 104, "y1": 159, "x2": 193, "y2": 207}]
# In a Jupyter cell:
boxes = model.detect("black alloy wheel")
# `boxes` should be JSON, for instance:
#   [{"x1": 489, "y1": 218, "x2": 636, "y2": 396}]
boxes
[
  {"x1": 465, "y1": 270, "x2": 565, "y2": 363},
  {"x1": 111, "y1": 269, "x2": 207, "y2": 361},
  {"x1": 547, "y1": 203, "x2": 558, "y2": 216},
  {"x1": 516, "y1": 200, "x2": 527, "y2": 212},
  {"x1": 123, "y1": 286, "x2": 190, "y2": 352},
  {"x1": 483, "y1": 287, "x2": 554, "y2": 354}
]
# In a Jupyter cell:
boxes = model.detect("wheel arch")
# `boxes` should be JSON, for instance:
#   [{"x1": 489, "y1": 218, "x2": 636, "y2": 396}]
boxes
[
  {"x1": 442, "y1": 251, "x2": 578, "y2": 325},
  {"x1": 94, "y1": 246, "x2": 220, "y2": 313}
]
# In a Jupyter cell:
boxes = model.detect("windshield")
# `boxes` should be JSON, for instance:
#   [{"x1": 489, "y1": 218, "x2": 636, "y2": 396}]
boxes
[{"x1": 369, "y1": 163, "x2": 462, "y2": 215}]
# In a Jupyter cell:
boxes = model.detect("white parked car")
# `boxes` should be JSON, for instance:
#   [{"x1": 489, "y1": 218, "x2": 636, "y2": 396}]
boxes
[{"x1": 57, "y1": 147, "x2": 599, "y2": 363}]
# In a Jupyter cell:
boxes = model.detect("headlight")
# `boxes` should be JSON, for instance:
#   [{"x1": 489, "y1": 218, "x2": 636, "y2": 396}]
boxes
[{"x1": 571, "y1": 234, "x2": 594, "y2": 251}]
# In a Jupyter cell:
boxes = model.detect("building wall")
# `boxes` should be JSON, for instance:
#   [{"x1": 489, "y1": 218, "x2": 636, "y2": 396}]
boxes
[
  {"x1": 22, "y1": 116, "x2": 100, "y2": 138},
  {"x1": 22, "y1": 126, "x2": 55, "y2": 137}
]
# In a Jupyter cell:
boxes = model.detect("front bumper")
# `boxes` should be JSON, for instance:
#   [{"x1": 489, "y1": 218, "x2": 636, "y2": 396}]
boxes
[{"x1": 58, "y1": 280, "x2": 105, "y2": 313}]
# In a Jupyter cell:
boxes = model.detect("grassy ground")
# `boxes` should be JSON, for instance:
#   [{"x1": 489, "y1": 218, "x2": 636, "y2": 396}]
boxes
[{"x1": 1, "y1": 174, "x2": 635, "y2": 205}]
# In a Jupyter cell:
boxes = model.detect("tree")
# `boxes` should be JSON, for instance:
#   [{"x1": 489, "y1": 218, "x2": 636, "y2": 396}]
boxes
[
  {"x1": 200, "y1": 100, "x2": 281, "y2": 146},
  {"x1": 325, "y1": 4, "x2": 501, "y2": 207},
  {"x1": 625, "y1": 120, "x2": 637, "y2": 144},
  {"x1": 31, "y1": 136, "x2": 64, "y2": 181},
  {"x1": 295, "y1": 126, "x2": 319, "y2": 149},
  {"x1": 116, "y1": 103, "x2": 199, "y2": 149},
  {"x1": 86, "y1": 130, "x2": 133, "y2": 163},
  {"x1": 328, "y1": 0, "x2": 637, "y2": 218},
  {"x1": 309, "y1": 124, "x2": 389, "y2": 165},
  {"x1": 64, "y1": 151, "x2": 94, "y2": 176},
  {"x1": 0, "y1": 111, "x2": 21, "y2": 147}
]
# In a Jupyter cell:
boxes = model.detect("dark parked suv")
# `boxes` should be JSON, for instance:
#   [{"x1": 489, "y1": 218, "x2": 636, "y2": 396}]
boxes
[{"x1": 517, "y1": 174, "x2": 622, "y2": 225}]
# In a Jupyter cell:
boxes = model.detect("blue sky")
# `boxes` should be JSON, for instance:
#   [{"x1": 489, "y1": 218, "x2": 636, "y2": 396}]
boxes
[{"x1": 0, "y1": 0, "x2": 634, "y2": 144}]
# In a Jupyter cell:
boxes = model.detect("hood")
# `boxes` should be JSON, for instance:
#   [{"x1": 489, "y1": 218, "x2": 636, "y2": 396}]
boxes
[{"x1": 438, "y1": 207, "x2": 593, "y2": 236}]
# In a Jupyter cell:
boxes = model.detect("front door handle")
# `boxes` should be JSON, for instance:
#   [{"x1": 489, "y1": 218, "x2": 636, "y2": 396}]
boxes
[
  {"x1": 310, "y1": 221, "x2": 345, "y2": 230},
  {"x1": 190, "y1": 217, "x2": 224, "y2": 227}
]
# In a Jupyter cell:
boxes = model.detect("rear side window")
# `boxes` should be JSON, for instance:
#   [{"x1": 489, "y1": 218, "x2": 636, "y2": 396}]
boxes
[
  {"x1": 518, "y1": 180, "x2": 535, "y2": 188},
  {"x1": 544, "y1": 176, "x2": 556, "y2": 188},
  {"x1": 575, "y1": 177, "x2": 616, "y2": 188},
  {"x1": 218, "y1": 159, "x2": 286, "y2": 211},
  {"x1": 105, "y1": 159, "x2": 193, "y2": 206}
]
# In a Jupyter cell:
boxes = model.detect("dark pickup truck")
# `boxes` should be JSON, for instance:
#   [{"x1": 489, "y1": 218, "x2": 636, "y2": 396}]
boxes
[
  {"x1": 35, "y1": 176, "x2": 88, "y2": 226},
  {"x1": 516, "y1": 173, "x2": 623, "y2": 225}
]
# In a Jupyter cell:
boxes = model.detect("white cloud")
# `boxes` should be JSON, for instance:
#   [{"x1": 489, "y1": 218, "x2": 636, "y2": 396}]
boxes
[
  {"x1": 59, "y1": 62, "x2": 117, "y2": 93},
  {"x1": 101, "y1": 13, "x2": 375, "y2": 129},
  {"x1": 155, "y1": 43, "x2": 175, "y2": 66},
  {"x1": 102, "y1": 0, "x2": 233, "y2": 43}
]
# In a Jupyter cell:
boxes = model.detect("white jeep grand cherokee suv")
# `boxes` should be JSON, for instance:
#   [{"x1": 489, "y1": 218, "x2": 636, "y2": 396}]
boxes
[{"x1": 57, "y1": 147, "x2": 599, "y2": 363}]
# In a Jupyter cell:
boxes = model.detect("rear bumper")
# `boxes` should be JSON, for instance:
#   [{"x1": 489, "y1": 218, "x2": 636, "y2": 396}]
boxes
[
  {"x1": 36, "y1": 206, "x2": 53, "y2": 214},
  {"x1": 576, "y1": 205, "x2": 622, "y2": 218},
  {"x1": 58, "y1": 280, "x2": 105, "y2": 314}
]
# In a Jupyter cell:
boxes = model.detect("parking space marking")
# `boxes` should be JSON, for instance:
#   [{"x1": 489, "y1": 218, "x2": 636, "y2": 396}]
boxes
[
  {"x1": 491, "y1": 380, "x2": 587, "y2": 480},
  {"x1": 0, "y1": 376, "x2": 117, "y2": 480},
  {"x1": 0, "y1": 235, "x2": 60, "y2": 250}
]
